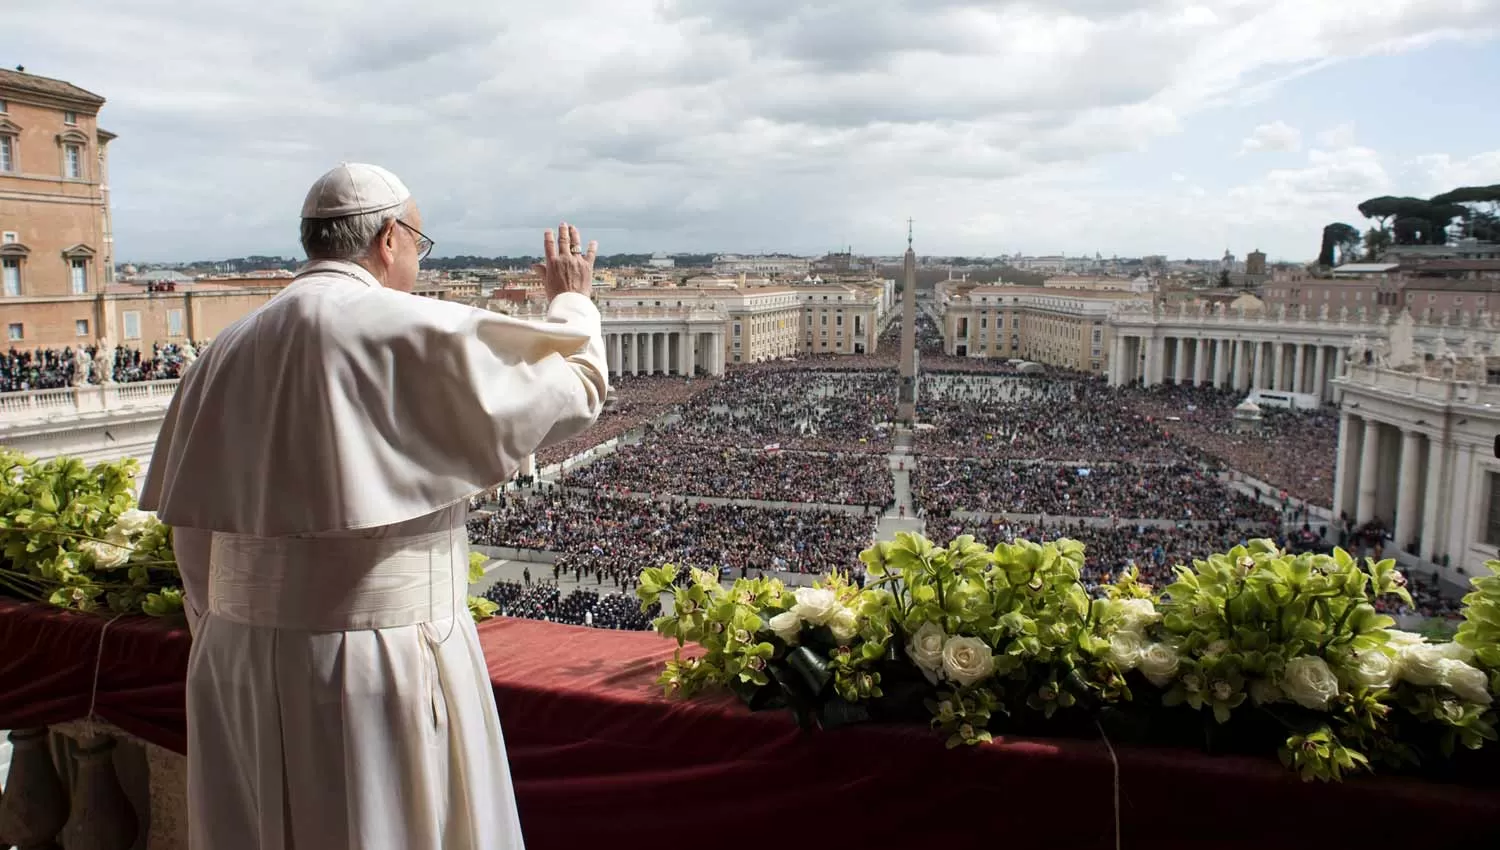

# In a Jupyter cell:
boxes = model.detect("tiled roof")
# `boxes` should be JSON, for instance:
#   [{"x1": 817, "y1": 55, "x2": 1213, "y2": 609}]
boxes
[{"x1": 0, "y1": 68, "x2": 105, "y2": 106}]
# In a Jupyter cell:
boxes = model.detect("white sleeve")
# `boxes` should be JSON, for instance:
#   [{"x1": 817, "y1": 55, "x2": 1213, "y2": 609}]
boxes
[{"x1": 389, "y1": 291, "x2": 610, "y2": 489}]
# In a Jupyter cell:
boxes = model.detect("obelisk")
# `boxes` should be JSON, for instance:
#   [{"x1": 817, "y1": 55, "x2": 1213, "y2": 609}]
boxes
[{"x1": 897, "y1": 219, "x2": 917, "y2": 423}]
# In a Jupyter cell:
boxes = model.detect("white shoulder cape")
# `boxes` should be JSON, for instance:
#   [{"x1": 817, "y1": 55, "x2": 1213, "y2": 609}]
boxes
[{"x1": 139, "y1": 260, "x2": 607, "y2": 536}]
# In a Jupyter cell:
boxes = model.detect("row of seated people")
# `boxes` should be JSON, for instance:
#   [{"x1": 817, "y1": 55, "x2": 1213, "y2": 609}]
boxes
[{"x1": 480, "y1": 579, "x2": 659, "y2": 630}]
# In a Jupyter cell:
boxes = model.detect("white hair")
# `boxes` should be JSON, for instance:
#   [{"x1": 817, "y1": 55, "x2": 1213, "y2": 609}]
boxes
[{"x1": 300, "y1": 201, "x2": 408, "y2": 261}]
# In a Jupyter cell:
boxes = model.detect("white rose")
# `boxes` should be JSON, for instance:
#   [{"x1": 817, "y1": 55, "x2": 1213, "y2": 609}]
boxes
[
  {"x1": 768, "y1": 611, "x2": 801, "y2": 645},
  {"x1": 941, "y1": 636, "x2": 996, "y2": 687},
  {"x1": 1281, "y1": 656, "x2": 1341, "y2": 711},
  {"x1": 1248, "y1": 678, "x2": 1283, "y2": 706},
  {"x1": 828, "y1": 606, "x2": 860, "y2": 644},
  {"x1": 1105, "y1": 629, "x2": 1146, "y2": 671},
  {"x1": 1204, "y1": 639, "x2": 1232, "y2": 658},
  {"x1": 112, "y1": 508, "x2": 156, "y2": 537},
  {"x1": 1137, "y1": 642, "x2": 1180, "y2": 687},
  {"x1": 1437, "y1": 659, "x2": 1493, "y2": 706},
  {"x1": 80, "y1": 538, "x2": 130, "y2": 569},
  {"x1": 1431, "y1": 642, "x2": 1477, "y2": 663},
  {"x1": 791, "y1": 587, "x2": 839, "y2": 626},
  {"x1": 1112, "y1": 598, "x2": 1160, "y2": 632},
  {"x1": 906, "y1": 622, "x2": 948, "y2": 681},
  {"x1": 1397, "y1": 644, "x2": 1448, "y2": 687},
  {"x1": 1343, "y1": 649, "x2": 1398, "y2": 690}
]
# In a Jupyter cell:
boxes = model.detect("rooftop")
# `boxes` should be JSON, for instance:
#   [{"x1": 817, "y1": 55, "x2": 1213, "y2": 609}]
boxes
[{"x1": 0, "y1": 67, "x2": 105, "y2": 107}]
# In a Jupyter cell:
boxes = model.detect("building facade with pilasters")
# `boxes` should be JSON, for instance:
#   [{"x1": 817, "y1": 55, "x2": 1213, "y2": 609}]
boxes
[{"x1": 1332, "y1": 364, "x2": 1499, "y2": 581}]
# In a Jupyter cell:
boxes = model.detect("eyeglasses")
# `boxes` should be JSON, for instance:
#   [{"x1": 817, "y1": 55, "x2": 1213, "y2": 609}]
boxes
[{"x1": 395, "y1": 219, "x2": 435, "y2": 262}]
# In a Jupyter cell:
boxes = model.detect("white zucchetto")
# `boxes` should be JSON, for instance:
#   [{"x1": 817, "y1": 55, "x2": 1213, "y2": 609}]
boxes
[{"x1": 301, "y1": 162, "x2": 411, "y2": 220}]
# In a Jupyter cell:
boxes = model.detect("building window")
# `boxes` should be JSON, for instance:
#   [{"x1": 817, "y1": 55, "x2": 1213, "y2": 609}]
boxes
[
  {"x1": 0, "y1": 99, "x2": 7, "y2": 113},
  {"x1": 7, "y1": 323, "x2": 21, "y2": 341},
  {"x1": 0, "y1": 136, "x2": 11, "y2": 172},
  {"x1": 168, "y1": 309, "x2": 185, "y2": 337},
  {"x1": 64, "y1": 144, "x2": 82, "y2": 179},
  {"x1": 64, "y1": 111, "x2": 78, "y2": 126},
  {"x1": 70, "y1": 259, "x2": 88, "y2": 294},
  {"x1": 123, "y1": 311, "x2": 141, "y2": 340},
  {"x1": 75, "y1": 319, "x2": 89, "y2": 337},
  {"x1": 1, "y1": 257, "x2": 19, "y2": 296}
]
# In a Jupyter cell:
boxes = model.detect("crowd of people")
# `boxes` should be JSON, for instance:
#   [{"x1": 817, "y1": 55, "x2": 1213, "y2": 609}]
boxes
[
  {"x1": 468, "y1": 490, "x2": 876, "y2": 584},
  {"x1": 927, "y1": 516, "x2": 1280, "y2": 590},
  {"x1": 657, "y1": 369, "x2": 896, "y2": 453},
  {"x1": 914, "y1": 374, "x2": 1206, "y2": 463},
  {"x1": 480, "y1": 579, "x2": 657, "y2": 630},
  {"x1": 1, "y1": 342, "x2": 204, "y2": 392},
  {"x1": 1121, "y1": 384, "x2": 1338, "y2": 506},
  {"x1": 913, "y1": 458, "x2": 1282, "y2": 523},
  {"x1": 535, "y1": 374, "x2": 713, "y2": 466},
  {"x1": 560, "y1": 443, "x2": 893, "y2": 506}
]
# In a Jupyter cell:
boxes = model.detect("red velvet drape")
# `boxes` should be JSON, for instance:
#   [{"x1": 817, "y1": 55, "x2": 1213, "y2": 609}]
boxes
[{"x1": 2, "y1": 600, "x2": 1497, "y2": 848}]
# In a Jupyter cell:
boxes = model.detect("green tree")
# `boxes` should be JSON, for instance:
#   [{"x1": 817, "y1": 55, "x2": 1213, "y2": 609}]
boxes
[
  {"x1": 1431, "y1": 185, "x2": 1500, "y2": 240},
  {"x1": 1217, "y1": 269, "x2": 1232, "y2": 287},
  {"x1": 1362, "y1": 228, "x2": 1392, "y2": 261},
  {"x1": 1318, "y1": 223, "x2": 1361, "y2": 267}
]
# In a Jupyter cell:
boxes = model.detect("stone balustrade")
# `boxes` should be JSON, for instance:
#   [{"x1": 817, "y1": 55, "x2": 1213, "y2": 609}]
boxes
[
  {"x1": 0, "y1": 723, "x2": 185, "y2": 850},
  {"x1": 0, "y1": 380, "x2": 182, "y2": 427}
]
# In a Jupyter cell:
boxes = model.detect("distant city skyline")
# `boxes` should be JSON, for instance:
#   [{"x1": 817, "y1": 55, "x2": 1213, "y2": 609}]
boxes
[{"x1": 11, "y1": 0, "x2": 1500, "y2": 263}]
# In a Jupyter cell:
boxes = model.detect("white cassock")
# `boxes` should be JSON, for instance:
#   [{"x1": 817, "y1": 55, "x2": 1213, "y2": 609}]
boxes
[{"x1": 139, "y1": 259, "x2": 608, "y2": 850}]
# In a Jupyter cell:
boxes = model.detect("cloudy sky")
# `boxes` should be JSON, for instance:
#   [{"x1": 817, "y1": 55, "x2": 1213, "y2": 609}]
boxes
[{"x1": 11, "y1": 0, "x2": 1500, "y2": 263}]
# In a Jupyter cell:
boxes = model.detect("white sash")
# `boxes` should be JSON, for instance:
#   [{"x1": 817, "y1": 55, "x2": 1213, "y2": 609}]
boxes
[{"x1": 207, "y1": 529, "x2": 463, "y2": 632}]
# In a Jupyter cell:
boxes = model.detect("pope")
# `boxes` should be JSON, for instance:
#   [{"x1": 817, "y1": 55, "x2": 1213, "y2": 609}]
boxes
[{"x1": 140, "y1": 162, "x2": 609, "y2": 849}]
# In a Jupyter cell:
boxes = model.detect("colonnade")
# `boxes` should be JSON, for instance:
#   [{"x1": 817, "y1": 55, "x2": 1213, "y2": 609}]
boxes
[
  {"x1": 1332, "y1": 412, "x2": 1481, "y2": 564},
  {"x1": 1111, "y1": 334, "x2": 1350, "y2": 403},
  {"x1": 604, "y1": 330, "x2": 725, "y2": 377}
]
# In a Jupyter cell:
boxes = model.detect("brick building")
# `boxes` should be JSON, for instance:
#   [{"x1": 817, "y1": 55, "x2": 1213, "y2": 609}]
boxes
[
  {"x1": 0, "y1": 69, "x2": 289, "y2": 348},
  {"x1": 0, "y1": 68, "x2": 115, "y2": 306}
]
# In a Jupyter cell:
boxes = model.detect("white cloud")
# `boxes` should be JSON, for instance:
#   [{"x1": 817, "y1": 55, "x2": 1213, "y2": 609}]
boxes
[
  {"x1": 1239, "y1": 120, "x2": 1303, "y2": 154},
  {"x1": 6, "y1": 0, "x2": 1500, "y2": 260},
  {"x1": 1316, "y1": 123, "x2": 1358, "y2": 148}
]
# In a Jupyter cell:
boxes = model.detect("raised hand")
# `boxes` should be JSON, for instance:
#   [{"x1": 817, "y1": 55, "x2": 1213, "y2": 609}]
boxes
[{"x1": 533, "y1": 222, "x2": 597, "y2": 300}]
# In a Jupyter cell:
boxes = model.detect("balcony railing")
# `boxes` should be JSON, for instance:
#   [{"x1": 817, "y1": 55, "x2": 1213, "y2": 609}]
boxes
[{"x1": 0, "y1": 380, "x2": 182, "y2": 427}]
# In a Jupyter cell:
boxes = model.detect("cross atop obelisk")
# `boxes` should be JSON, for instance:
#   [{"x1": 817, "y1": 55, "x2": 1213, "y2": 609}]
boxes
[{"x1": 897, "y1": 219, "x2": 918, "y2": 423}]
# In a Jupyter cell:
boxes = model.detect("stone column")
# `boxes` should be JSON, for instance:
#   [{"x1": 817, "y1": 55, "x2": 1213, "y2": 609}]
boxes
[
  {"x1": 1422, "y1": 437, "x2": 1447, "y2": 562},
  {"x1": 1333, "y1": 412, "x2": 1356, "y2": 524},
  {"x1": 631, "y1": 334, "x2": 641, "y2": 376},
  {"x1": 1356, "y1": 419, "x2": 1381, "y2": 525},
  {"x1": 1394, "y1": 430, "x2": 1423, "y2": 553},
  {"x1": 1110, "y1": 335, "x2": 1127, "y2": 386},
  {"x1": 644, "y1": 333, "x2": 655, "y2": 375},
  {"x1": 1194, "y1": 338, "x2": 1210, "y2": 386},
  {"x1": 1447, "y1": 442, "x2": 1476, "y2": 560},
  {"x1": 686, "y1": 332, "x2": 697, "y2": 376},
  {"x1": 1172, "y1": 338, "x2": 1187, "y2": 384},
  {"x1": 1313, "y1": 345, "x2": 1327, "y2": 403},
  {"x1": 1293, "y1": 344, "x2": 1307, "y2": 395},
  {"x1": 1272, "y1": 342, "x2": 1285, "y2": 391},
  {"x1": 1251, "y1": 342, "x2": 1263, "y2": 390},
  {"x1": 1148, "y1": 336, "x2": 1165, "y2": 385}
]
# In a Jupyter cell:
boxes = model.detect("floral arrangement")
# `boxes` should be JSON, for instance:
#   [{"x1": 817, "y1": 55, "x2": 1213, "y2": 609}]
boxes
[
  {"x1": 637, "y1": 532, "x2": 1499, "y2": 782},
  {"x1": 0, "y1": 449, "x2": 184, "y2": 617},
  {"x1": 1, "y1": 448, "x2": 500, "y2": 623}
]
